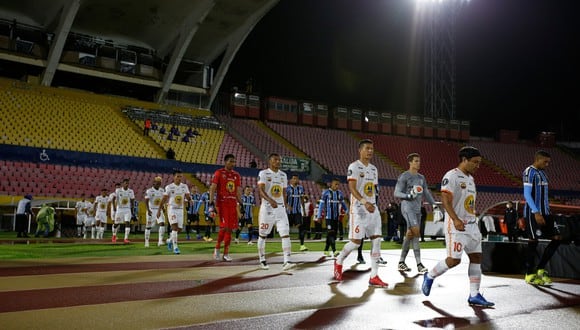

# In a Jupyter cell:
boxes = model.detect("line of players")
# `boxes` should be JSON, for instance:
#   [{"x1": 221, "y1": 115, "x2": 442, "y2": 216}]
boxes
[{"x1": 73, "y1": 174, "x2": 256, "y2": 249}]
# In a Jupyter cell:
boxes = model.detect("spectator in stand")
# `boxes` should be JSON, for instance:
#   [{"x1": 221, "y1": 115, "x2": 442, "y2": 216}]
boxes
[
  {"x1": 166, "y1": 147, "x2": 175, "y2": 160},
  {"x1": 143, "y1": 118, "x2": 152, "y2": 136},
  {"x1": 16, "y1": 194, "x2": 34, "y2": 238},
  {"x1": 159, "y1": 126, "x2": 166, "y2": 135}
]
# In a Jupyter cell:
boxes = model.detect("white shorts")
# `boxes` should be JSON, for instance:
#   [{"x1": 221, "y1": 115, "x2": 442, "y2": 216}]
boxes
[
  {"x1": 258, "y1": 204, "x2": 290, "y2": 236},
  {"x1": 168, "y1": 208, "x2": 184, "y2": 229},
  {"x1": 445, "y1": 230, "x2": 482, "y2": 259},
  {"x1": 76, "y1": 214, "x2": 86, "y2": 226},
  {"x1": 146, "y1": 209, "x2": 165, "y2": 227},
  {"x1": 95, "y1": 212, "x2": 107, "y2": 224},
  {"x1": 348, "y1": 207, "x2": 382, "y2": 240},
  {"x1": 84, "y1": 216, "x2": 95, "y2": 227},
  {"x1": 115, "y1": 209, "x2": 131, "y2": 224}
]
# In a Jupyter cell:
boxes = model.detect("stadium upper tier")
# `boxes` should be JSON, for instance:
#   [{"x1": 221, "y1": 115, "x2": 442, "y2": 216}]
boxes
[{"x1": 0, "y1": 80, "x2": 162, "y2": 158}]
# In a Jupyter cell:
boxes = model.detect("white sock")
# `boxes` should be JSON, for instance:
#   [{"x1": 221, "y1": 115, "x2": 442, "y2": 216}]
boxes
[
  {"x1": 258, "y1": 236, "x2": 266, "y2": 262},
  {"x1": 281, "y1": 236, "x2": 291, "y2": 263},
  {"x1": 171, "y1": 230, "x2": 178, "y2": 248},
  {"x1": 158, "y1": 226, "x2": 165, "y2": 244},
  {"x1": 468, "y1": 263, "x2": 482, "y2": 297},
  {"x1": 124, "y1": 226, "x2": 130, "y2": 240}
]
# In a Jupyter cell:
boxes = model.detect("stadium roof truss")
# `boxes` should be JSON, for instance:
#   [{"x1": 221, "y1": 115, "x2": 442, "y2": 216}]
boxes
[{"x1": 0, "y1": 0, "x2": 279, "y2": 108}]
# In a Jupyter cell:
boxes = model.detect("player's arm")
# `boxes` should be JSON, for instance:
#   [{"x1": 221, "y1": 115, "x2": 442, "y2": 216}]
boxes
[
  {"x1": 441, "y1": 191, "x2": 464, "y2": 231},
  {"x1": 258, "y1": 183, "x2": 277, "y2": 208}
]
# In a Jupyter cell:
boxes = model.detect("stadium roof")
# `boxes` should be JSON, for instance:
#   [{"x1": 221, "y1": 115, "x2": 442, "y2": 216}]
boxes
[{"x1": 0, "y1": 0, "x2": 279, "y2": 107}]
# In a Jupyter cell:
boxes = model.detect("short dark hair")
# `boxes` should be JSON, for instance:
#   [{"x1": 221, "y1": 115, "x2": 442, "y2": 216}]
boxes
[
  {"x1": 358, "y1": 139, "x2": 373, "y2": 149},
  {"x1": 224, "y1": 154, "x2": 235, "y2": 162},
  {"x1": 459, "y1": 146, "x2": 481, "y2": 160},
  {"x1": 535, "y1": 150, "x2": 551, "y2": 158},
  {"x1": 268, "y1": 153, "x2": 280, "y2": 160},
  {"x1": 407, "y1": 152, "x2": 420, "y2": 162},
  {"x1": 173, "y1": 169, "x2": 182, "y2": 175}
]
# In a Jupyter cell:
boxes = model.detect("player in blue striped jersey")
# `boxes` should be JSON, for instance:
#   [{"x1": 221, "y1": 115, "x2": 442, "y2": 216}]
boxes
[
  {"x1": 235, "y1": 186, "x2": 256, "y2": 245},
  {"x1": 523, "y1": 150, "x2": 560, "y2": 286}
]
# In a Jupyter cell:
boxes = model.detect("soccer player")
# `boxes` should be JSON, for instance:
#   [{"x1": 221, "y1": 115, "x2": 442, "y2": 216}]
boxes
[
  {"x1": 317, "y1": 177, "x2": 348, "y2": 257},
  {"x1": 75, "y1": 194, "x2": 90, "y2": 238},
  {"x1": 393, "y1": 152, "x2": 438, "y2": 273},
  {"x1": 199, "y1": 188, "x2": 215, "y2": 242},
  {"x1": 94, "y1": 188, "x2": 109, "y2": 239},
  {"x1": 108, "y1": 182, "x2": 121, "y2": 237},
  {"x1": 209, "y1": 154, "x2": 242, "y2": 262},
  {"x1": 334, "y1": 139, "x2": 387, "y2": 288},
  {"x1": 235, "y1": 186, "x2": 256, "y2": 245},
  {"x1": 144, "y1": 176, "x2": 166, "y2": 247},
  {"x1": 186, "y1": 185, "x2": 202, "y2": 240},
  {"x1": 84, "y1": 200, "x2": 96, "y2": 239},
  {"x1": 257, "y1": 153, "x2": 296, "y2": 271},
  {"x1": 421, "y1": 146, "x2": 494, "y2": 307},
  {"x1": 286, "y1": 174, "x2": 307, "y2": 250},
  {"x1": 523, "y1": 150, "x2": 560, "y2": 286},
  {"x1": 158, "y1": 170, "x2": 192, "y2": 255},
  {"x1": 109, "y1": 178, "x2": 136, "y2": 244}
]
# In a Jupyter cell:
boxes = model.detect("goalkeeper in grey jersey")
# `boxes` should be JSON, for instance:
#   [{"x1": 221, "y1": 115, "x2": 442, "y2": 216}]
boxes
[{"x1": 393, "y1": 153, "x2": 438, "y2": 273}]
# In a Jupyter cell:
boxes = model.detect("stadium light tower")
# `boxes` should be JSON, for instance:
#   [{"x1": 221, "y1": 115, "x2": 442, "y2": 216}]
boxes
[{"x1": 419, "y1": 0, "x2": 469, "y2": 120}]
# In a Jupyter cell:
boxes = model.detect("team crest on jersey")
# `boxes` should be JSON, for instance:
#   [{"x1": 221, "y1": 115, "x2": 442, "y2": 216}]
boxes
[
  {"x1": 270, "y1": 185, "x2": 282, "y2": 198},
  {"x1": 267, "y1": 177, "x2": 272, "y2": 181},
  {"x1": 226, "y1": 180, "x2": 236, "y2": 192},
  {"x1": 460, "y1": 182, "x2": 467, "y2": 189},
  {"x1": 463, "y1": 195, "x2": 475, "y2": 214},
  {"x1": 360, "y1": 172, "x2": 365, "y2": 177},
  {"x1": 364, "y1": 182, "x2": 374, "y2": 197}
]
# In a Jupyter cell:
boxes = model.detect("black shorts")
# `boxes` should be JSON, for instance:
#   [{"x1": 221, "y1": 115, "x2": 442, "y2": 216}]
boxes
[
  {"x1": 525, "y1": 213, "x2": 559, "y2": 240},
  {"x1": 187, "y1": 213, "x2": 199, "y2": 224},
  {"x1": 326, "y1": 218, "x2": 339, "y2": 232},
  {"x1": 288, "y1": 213, "x2": 302, "y2": 226},
  {"x1": 239, "y1": 217, "x2": 253, "y2": 227}
]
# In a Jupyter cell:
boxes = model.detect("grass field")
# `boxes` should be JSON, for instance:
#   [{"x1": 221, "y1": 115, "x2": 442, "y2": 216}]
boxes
[{"x1": 0, "y1": 231, "x2": 446, "y2": 260}]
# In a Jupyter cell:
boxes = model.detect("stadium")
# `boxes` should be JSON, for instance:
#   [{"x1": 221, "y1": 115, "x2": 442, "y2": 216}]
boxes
[{"x1": 0, "y1": 1, "x2": 579, "y2": 329}]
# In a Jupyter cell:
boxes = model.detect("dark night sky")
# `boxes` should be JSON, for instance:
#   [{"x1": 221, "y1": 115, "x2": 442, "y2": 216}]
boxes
[{"x1": 222, "y1": 0, "x2": 580, "y2": 141}]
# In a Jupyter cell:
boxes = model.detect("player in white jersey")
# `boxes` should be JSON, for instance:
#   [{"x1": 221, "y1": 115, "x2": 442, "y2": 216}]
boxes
[
  {"x1": 109, "y1": 178, "x2": 136, "y2": 244},
  {"x1": 158, "y1": 170, "x2": 192, "y2": 255},
  {"x1": 144, "y1": 176, "x2": 166, "y2": 247},
  {"x1": 108, "y1": 182, "x2": 121, "y2": 236},
  {"x1": 421, "y1": 146, "x2": 494, "y2": 307},
  {"x1": 257, "y1": 153, "x2": 295, "y2": 271},
  {"x1": 333, "y1": 139, "x2": 387, "y2": 288},
  {"x1": 94, "y1": 188, "x2": 109, "y2": 239},
  {"x1": 75, "y1": 194, "x2": 90, "y2": 238},
  {"x1": 84, "y1": 201, "x2": 96, "y2": 239}
]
